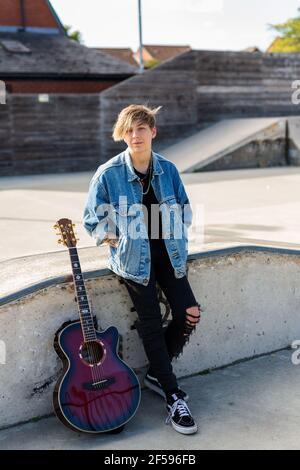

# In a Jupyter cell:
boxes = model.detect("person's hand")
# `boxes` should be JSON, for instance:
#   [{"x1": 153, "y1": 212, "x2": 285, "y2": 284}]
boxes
[{"x1": 102, "y1": 231, "x2": 119, "y2": 248}]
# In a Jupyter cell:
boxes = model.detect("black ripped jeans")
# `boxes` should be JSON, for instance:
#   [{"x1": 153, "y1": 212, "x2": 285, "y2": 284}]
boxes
[{"x1": 115, "y1": 239, "x2": 199, "y2": 395}]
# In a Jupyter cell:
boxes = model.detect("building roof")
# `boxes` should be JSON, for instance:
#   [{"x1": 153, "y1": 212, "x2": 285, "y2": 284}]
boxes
[
  {"x1": 136, "y1": 44, "x2": 191, "y2": 62},
  {"x1": 0, "y1": 31, "x2": 138, "y2": 78},
  {"x1": 94, "y1": 48, "x2": 138, "y2": 67},
  {"x1": 242, "y1": 46, "x2": 262, "y2": 53},
  {"x1": 0, "y1": 0, "x2": 137, "y2": 78}
]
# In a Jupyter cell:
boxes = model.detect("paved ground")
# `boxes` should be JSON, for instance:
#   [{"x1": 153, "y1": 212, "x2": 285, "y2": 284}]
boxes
[
  {"x1": 0, "y1": 349, "x2": 298, "y2": 450},
  {"x1": 1, "y1": 165, "x2": 300, "y2": 264}
]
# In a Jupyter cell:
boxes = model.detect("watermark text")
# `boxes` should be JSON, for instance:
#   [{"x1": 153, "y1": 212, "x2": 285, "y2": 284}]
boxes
[
  {"x1": 0, "y1": 340, "x2": 6, "y2": 365},
  {"x1": 0, "y1": 80, "x2": 6, "y2": 104}
]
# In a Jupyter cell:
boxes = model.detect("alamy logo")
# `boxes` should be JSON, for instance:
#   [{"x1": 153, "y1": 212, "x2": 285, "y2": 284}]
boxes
[
  {"x1": 0, "y1": 340, "x2": 6, "y2": 365},
  {"x1": 291, "y1": 340, "x2": 300, "y2": 365},
  {"x1": 291, "y1": 80, "x2": 300, "y2": 105},
  {"x1": 94, "y1": 196, "x2": 204, "y2": 244},
  {"x1": 0, "y1": 80, "x2": 6, "y2": 104}
]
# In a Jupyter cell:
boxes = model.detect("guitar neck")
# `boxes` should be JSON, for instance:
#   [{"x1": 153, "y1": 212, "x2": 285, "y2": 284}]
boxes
[{"x1": 68, "y1": 247, "x2": 97, "y2": 341}]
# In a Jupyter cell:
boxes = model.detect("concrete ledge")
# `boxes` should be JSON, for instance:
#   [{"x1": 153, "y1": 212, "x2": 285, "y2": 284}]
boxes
[{"x1": 1, "y1": 245, "x2": 300, "y2": 429}]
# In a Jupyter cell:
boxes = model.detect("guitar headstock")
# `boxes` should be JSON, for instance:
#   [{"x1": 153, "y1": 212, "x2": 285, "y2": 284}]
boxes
[{"x1": 54, "y1": 218, "x2": 79, "y2": 248}]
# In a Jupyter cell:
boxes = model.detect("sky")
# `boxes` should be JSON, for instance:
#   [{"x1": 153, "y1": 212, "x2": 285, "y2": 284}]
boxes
[{"x1": 51, "y1": 0, "x2": 300, "y2": 52}]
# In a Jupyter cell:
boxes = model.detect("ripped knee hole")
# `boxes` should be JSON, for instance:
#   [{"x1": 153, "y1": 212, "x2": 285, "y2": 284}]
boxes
[{"x1": 183, "y1": 303, "x2": 202, "y2": 336}]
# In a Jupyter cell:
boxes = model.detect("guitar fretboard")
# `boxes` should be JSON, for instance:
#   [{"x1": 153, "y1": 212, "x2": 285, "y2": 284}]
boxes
[{"x1": 68, "y1": 247, "x2": 97, "y2": 342}]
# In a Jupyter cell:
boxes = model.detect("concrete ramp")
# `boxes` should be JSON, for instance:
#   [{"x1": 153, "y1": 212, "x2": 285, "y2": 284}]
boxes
[{"x1": 163, "y1": 117, "x2": 287, "y2": 173}]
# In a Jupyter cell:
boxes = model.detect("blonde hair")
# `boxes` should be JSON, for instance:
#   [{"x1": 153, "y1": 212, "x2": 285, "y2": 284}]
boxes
[{"x1": 112, "y1": 104, "x2": 162, "y2": 141}]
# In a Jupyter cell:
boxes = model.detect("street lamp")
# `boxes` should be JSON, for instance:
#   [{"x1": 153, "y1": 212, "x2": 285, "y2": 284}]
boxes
[{"x1": 138, "y1": 0, "x2": 144, "y2": 72}]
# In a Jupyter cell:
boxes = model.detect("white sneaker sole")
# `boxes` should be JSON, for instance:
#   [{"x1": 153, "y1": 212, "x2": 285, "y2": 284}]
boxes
[
  {"x1": 171, "y1": 420, "x2": 198, "y2": 435},
  {"x1": 144, "y1": 377, "x2": 190, "y2": 402}
]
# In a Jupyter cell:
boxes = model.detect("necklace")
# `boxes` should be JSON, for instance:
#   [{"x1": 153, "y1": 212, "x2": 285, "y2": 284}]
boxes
[
  {"x1": 136, "y1": 156, "x2": 153, "y2": 195},
  {"x1": 142, "y1": 158, "x2": 152, "y2": 195}
]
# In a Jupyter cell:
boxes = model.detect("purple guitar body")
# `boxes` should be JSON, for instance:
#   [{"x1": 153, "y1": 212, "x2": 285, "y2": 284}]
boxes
[
  {"x1": 52, "y1": 218, "x2": 141, "y2": 434},
  {"x1": 53, "y1": 321, "x2": 141, "y2": 434}
]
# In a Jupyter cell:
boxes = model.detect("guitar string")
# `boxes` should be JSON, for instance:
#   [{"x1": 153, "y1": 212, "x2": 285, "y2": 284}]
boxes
[
  {"x1": 69, "y1": 248, "x2": 100, "y2": 385},
  {"x1": 80, "y1": 270, "x2": 105, "y2": 385},
  {"x1": 69, "y1": 245, "x2": 122, "y2": 429},
  {"x1": 78, "y1": 266, "x2": 101, "y2": 385},
  {"x1": 77, "y1": 255, "x2": 106, "y2": 386},
  {"x1": 62, "y1": 229, "x2": 107, "y2": 431}
]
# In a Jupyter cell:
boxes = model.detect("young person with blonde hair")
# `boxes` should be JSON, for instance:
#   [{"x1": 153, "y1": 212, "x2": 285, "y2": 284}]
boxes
[{"x1": 83, "y1": 104, "x2": 201, "y2": 435}]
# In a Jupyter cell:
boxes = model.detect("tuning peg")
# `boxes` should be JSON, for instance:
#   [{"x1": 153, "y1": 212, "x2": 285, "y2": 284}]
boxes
[
  {"x1": 72, "y1": 224, "x2": 76, "y2": 227},
  {"x1": 55, "y1": 233, "x2": 61, "y2": 236},
  {"x1": 53, "y1": 224, "x2": 59, "y2": 229},
  {"x1": 58, "y1": 239, "x2": 63, "y2": 244}
]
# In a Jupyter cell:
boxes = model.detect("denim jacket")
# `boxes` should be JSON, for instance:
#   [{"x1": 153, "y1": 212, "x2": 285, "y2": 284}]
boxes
[{"x1": 83, "y1": 147, "x2": 192, "y2": 286}]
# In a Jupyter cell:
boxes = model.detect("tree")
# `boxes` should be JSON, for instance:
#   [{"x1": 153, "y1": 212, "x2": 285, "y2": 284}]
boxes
[
  {"x1": 64, "y1": 25, "x2": 83, "y2": 44},
  {"x1": 268, "y1": 8, "x2": 300, "y2": 52},
  {"x1": 144, "y1": 58, "x2": 161, "y2": 69}
]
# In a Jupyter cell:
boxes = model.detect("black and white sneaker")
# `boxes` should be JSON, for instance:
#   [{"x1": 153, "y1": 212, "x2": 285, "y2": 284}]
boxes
[
  {"x1": 144, "y1": 372, "x2": 189, "y2": 402},
  {"x1": 165, "y1": 393, "x2": 198, "y2": 435}
]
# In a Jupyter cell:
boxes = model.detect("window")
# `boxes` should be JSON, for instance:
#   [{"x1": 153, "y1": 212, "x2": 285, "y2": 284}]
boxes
[{"x1": 0, "y1": 40, "x2": 31, "y2": 53}]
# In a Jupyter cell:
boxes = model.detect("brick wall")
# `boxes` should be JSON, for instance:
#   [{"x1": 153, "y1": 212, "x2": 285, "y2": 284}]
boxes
[{"x1": 0, "y1": 0, "x2": 59, "y2": 29}]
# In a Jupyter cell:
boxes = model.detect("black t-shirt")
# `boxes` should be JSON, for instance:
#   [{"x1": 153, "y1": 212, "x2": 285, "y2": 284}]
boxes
[{"x1": 134, "y1": 167, "x2": 163, "y2": 242}]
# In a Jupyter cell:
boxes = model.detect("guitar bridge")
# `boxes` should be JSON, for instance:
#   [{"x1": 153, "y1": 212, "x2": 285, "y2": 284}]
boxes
[{"x1": 83, "y1": 377, "x2": 115, "y2": 391}]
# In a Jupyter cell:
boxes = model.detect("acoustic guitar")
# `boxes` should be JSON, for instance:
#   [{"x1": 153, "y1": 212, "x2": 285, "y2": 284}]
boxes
[{"x1": 53, "y1": 218, "x2": 141, "y2": 434}]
